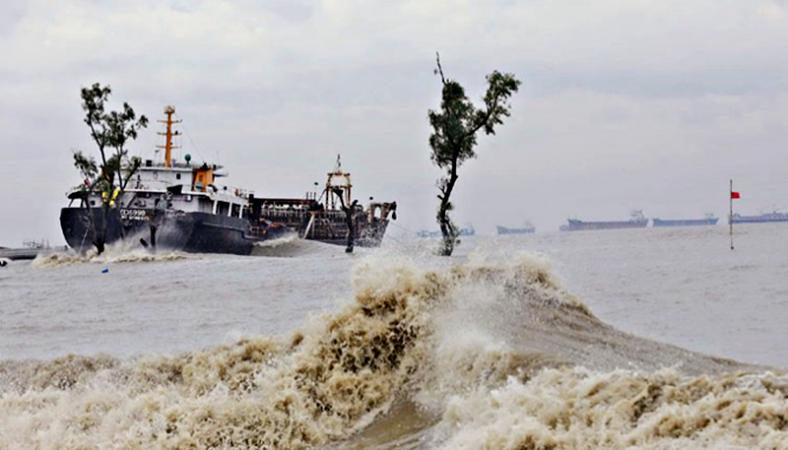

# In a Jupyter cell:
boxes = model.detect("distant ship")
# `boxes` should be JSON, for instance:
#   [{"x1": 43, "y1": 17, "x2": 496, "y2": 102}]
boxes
[
  {"x1": 0, "y1": 239, "x2": 68, "y2": 261},
  {"x1": 458, "y1": 226, "x2": 475, "y2": 237},
  {"x1": 652, "y1": 214, "x2": 719, "y2": 227},
  {"x1": 496, "y1": 222, "x2": 535, "y2": 234},
  {"x1": 729, "y1": 212, "x2": 788, "y2": 224},
  {"x1": 417, "y1": 225, "x2": 475, "y2": 238},
  {"x1": 561, "y1": 210, "x2": 648, "y2": 231}
]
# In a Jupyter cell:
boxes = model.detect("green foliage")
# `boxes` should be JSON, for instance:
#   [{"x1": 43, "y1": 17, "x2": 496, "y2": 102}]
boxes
[
  {"x1": 77, "y1": 83, "x2": 148, "y2": 193},
  {"x1": 428, "y1": 57, "x2": 521, "y2": 173},
  {"x1": 72, "y1": 150, "x2": 97, "y2": 181},
  {"x1": 73, "y1": 83, "x2": 148, "y2": 254},
  {"x1": 427, "y1": 53, "x2": 521, "y2": 255}
]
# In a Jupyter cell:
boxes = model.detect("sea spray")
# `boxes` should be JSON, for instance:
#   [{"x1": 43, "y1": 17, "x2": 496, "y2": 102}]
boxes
[
  {"x1": 432, "y1": 367, "x2": 788, "y2": 450},
  {"x1": 1, "y1": 253, "x2": 783, "y2": 450},
  {"x1": 251, "y1": 234, "x2": 347, "y2": 258},
  {"x1": 0, "y1": 256, "x2": 449, "y2": 449},
  {"x1": 31, "y1": 246, "x2": 189, "y2": 268}
]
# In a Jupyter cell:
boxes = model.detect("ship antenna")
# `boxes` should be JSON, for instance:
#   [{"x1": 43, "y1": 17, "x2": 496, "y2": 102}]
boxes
[
  {"x1": 730, "y1": 179, "x2": 734, "y2": 250},
  {"x1": 157, "y1": 106, "x2": 181, "y2": 168}
]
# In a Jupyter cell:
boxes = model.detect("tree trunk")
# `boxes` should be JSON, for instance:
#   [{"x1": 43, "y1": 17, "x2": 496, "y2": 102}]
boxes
[
  {"x1": 437, "y1": 200, "x2": 454, "y2": 256},
  {"x1": 335, "y1": 194, "x2": 357, "y2": 254},
  {"x1": 96, "y1": 201, "x2": 111, "y2": 255},
  {"x1": 80, "y1": 198, "x2": 99, "y2": 255},
  {"x1": 344, "y1": 208, "x2": 355, "y2": 253},
  {"x1": 437, "y1": 162, "x2": 459, "y2": 256}
]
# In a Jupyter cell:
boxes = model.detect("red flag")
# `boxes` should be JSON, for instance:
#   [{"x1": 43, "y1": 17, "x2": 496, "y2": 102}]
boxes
[{"x1": 731, "y1": 191, "x2": 740, "y2": 199}]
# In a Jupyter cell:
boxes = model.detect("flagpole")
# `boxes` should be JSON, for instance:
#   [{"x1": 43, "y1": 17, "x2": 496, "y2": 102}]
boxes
[{"x1": 730, "y1": 179, "x2": 734, "y2": 250}]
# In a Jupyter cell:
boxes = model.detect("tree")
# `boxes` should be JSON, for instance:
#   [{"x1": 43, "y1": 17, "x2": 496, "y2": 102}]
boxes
[
  {"x1": 428, "y1": 53, "x2": 521, "y2": 256},
  {"x1": 72, "y1": 83, "x2": 148, "y2": 254},
  {"x1": 333, "y1": 187, "x2": 359, "y2": 253}
]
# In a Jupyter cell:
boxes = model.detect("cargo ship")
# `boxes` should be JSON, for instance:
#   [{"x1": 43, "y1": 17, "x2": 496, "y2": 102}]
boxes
[
  {"x1": 652, "y1": 214, "x2": 719, "y2": 227},
  {"x1": 496, "y1": 222, "x2": 535, "y2": 234},
  {"x1": 417, "y1": 225, "x2": 475, "y2": 238},
  {"x1": 729, "y1": 212, "x2": 788, "y2": 224},
  {"x1": 561, "y1": 210, "x2": 648, "y2": 231},
  {"x1": 60, "y1": 106, "x2": 397, "y2": 255}
]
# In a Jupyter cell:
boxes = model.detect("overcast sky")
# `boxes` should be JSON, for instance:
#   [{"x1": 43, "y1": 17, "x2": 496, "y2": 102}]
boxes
[{"x1": 2, "y1": 0, "x2": 788, "y2": 246}]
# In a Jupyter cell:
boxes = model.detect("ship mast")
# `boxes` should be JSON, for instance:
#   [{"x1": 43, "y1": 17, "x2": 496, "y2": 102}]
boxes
[{"x1": 157, "y1": 106, "x2": 181, "y2": 167}]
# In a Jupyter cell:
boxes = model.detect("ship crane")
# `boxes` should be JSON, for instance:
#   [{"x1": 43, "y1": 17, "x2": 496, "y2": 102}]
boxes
[{"x1": 319, "y1": 154, "x2": 353, "y2": 210}]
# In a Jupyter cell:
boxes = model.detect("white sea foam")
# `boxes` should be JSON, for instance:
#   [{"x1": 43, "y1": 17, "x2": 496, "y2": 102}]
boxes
[
  {"x1": 31, "y1": 244, "x2": 189, "y2": 268},
  {"x1": 2, "y1": 252, "x2": 784, "y2": 450},
  {"x1": 252, "y1": 234, "x2": 354, "y2": 257}
]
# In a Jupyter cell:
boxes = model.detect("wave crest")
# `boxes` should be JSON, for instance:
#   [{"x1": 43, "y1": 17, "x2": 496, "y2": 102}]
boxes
[
  {"x1": 31, "y1": 247, "x2": 188, "y2": 268},
  {"x1": 0, "y1": 253, "x2": 778, "y2": 450},
  {"x1": 435, "y1": 367, "x2": 788, "y2": 450}
]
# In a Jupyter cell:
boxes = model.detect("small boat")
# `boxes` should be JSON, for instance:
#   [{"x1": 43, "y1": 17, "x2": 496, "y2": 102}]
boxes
[{"x1": 0, "y1": 240, "x2": 67, "y2": 261}]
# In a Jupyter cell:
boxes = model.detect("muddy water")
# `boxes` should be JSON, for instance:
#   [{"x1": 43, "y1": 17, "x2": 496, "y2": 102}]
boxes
[{"x1": 1, "y1": 224, "x2": 787, "y2": 449}]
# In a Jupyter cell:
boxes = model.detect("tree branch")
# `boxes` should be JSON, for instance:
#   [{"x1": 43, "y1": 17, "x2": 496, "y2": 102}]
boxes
[
  {"x1": 463, "y1": 96, "x2": 499, "y2": 141},
  {"x1": 435, "y1": 52, "x2": 447, "y2": 86}
]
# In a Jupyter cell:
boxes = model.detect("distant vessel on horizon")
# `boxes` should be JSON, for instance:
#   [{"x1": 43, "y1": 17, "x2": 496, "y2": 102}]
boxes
[
  {"x1": 417, "y1": 225, "x2": 476, "y2": 238},
  {"x1": 458, "y1": 226, "x2": 475, "y2": 237},
  {"x1": 561, "y1": 210, "x2": 648, "y2": 232},
  {"x1": 497, "y1": 222, "x2": 535, "y2": 234},
  {"x1": 729, "y1": 212, "x2": 788, "y2": 224},
  {"x1": 652, "y1": 214, "x2": 719, "y2": 227}
]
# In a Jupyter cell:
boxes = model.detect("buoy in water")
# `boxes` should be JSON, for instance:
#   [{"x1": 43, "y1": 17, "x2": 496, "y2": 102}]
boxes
[{"x1": 101, "y1": 268, "x2": 109, "y2": 274}]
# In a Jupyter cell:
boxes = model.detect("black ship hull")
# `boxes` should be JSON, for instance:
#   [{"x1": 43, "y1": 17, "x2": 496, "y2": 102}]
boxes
[
  {"x1": 60, "y1": 207, "x2": 266, "y2": 255},
  {"x1": 61, "y1": 206, "x2": 390, "y2": 255}
]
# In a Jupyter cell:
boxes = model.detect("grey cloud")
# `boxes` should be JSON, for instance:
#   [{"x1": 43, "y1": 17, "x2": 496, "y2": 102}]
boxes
[
  {"x1": 2, "y1": 0, "x2": 788, "y2": 244},
  {"x1": 0, "y1": 0, "x2": 28, "y2": 36}
]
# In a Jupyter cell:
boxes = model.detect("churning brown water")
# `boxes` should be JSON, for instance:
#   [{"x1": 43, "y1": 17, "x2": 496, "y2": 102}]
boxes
[{"x1": 1, "y1": 225, "x2": 787, "y2": 449}]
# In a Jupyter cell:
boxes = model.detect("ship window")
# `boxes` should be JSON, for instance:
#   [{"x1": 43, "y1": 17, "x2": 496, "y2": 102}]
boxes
[
  {"x1": 216, "y1": 201, "x2": 229, "y2": 216},
  {"x1": 90, "y1": 200, "x2": 96, "y2": 206},
  {"x1": 176, "y1": 173, "x2": 181, "y2": 180}
]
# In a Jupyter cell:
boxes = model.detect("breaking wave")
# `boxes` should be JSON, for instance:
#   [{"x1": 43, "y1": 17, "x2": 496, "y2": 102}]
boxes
[
  {"x1": 251, "y1": 235, "x2": 350, "y2": 258},
  {"x1": 31, "y1": 245, "x2": 189, "y2": 268},
  {"x1": 2, "y1": 253, "x2": 785, "y2": 450}
]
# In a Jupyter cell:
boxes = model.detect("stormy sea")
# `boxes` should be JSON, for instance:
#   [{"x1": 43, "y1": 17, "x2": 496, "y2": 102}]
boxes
[{"x1": 2, "y1": 224, "x2": 788, "y2": 450}]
